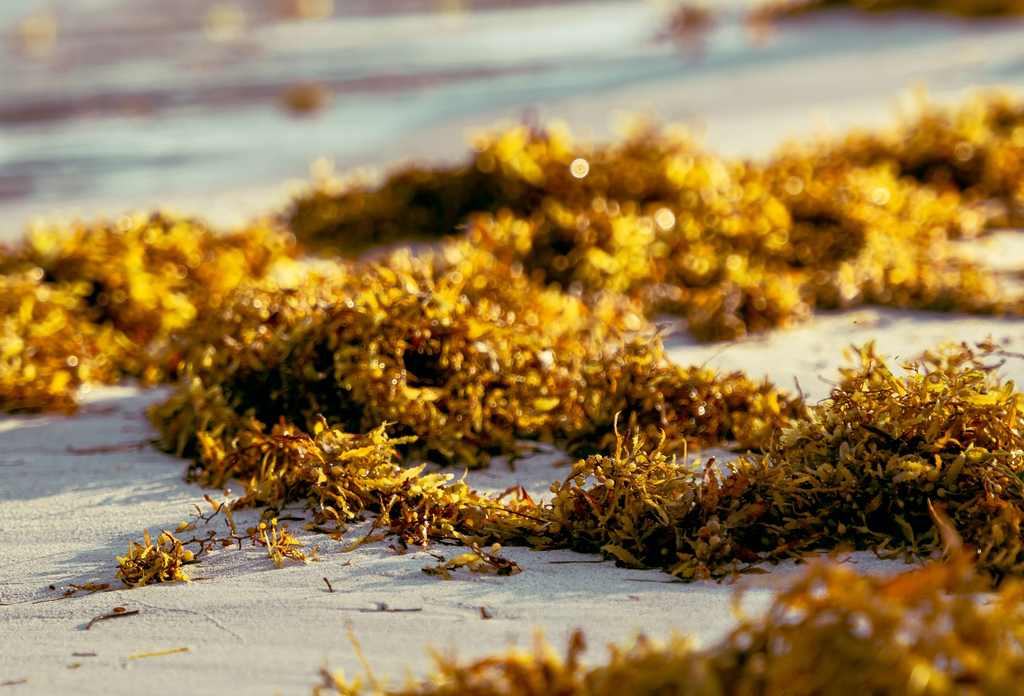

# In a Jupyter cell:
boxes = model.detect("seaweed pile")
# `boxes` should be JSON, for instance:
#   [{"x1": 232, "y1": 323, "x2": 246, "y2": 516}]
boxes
[
  {"x1": 150, "y1": 341, "x2": 1024, "y2": 585},
  {"x1": 152, "y1": 238, "x2": 803, "y2": 469},
  {"x1": 0, "y1": 213, "x2": 294, "y2": 412},
  {"x1": 768, "y1": 342, "x2": 1024, "y2": 579},
  {"x1": 115, "y1": 529, "x2": 194, "y2": 587},
  {"x1": 545, "y1": 341, "x2": 1024, "y2": 581},
  {"x1": 290, "y1": 93, "x2": 1023, "y2": 341},
  {"x1": 791, "y1": 92, "x2": 1024, "y2": 230},
  {"x1": 315, "y1": 549, "x2": 1024, "y2": 696},
  {"x1": 1, "y1": 10, "x2": 1022, "y2": 692}
]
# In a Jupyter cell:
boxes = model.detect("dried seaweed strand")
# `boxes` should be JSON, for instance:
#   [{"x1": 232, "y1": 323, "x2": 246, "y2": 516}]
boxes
[{"x1": 126, "y1": 647, "x2": 189, "y2": 660}]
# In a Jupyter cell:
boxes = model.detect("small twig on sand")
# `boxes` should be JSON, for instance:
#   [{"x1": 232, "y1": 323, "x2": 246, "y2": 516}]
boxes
[{"x1": 84, "y1": 610, "x2": 139, "y2": 630}]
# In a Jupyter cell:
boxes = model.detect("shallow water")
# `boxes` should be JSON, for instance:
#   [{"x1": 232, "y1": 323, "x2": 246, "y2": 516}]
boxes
[{"x1": 1, "y1": 0, "x2": 1023, "y2": 231}]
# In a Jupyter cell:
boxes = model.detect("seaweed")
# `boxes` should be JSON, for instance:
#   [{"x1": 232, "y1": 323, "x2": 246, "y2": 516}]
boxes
[
  {"x1": 760, "y1": 0, "x2": 1024, "y2": 19},
  {"x1": 140, "y1": 340, "x2": 1024, "y2": 586},
  {"x1": 421, "y1": 544, "x2": 522, "y2": 580},
  {"x1": 290, "y1": 95, "x2": 1020, "y2": 343},
  {"x1": 0, "y1": 212, "x2": 295, "y2": 413},
  {"x1": 114, "y1": 494, "x2": 322, "y2": 586},
  {"x1": 4, "y1": 95, "x2": 1021, "y2": 417},
  {"x1": 760, "y1": 341, "x2": 1024, "y2": 581},
  {"x1": 149, "y1": 240, "x2": 803, "y2": 468},
  {"x1": 261, "y1": 517, "x2": 320, "y2": 569},
  {"x1": 115, "y1": 530, "x2": 194, "y2": 587},
  {"x1": 540, "y1": 341, "x2": 1024, "y2": 581},
  {"x1": 184, "y1": 418, "x2": 545, "y2": 549}
]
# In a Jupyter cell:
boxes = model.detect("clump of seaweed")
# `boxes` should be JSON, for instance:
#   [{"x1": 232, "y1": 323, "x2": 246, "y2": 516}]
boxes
[
  {"x1": 290, "y1": 94, "x2": 1018, "y2": 342},
  {"x1": 0, "y1": 212, "x2": 295, "y2": 413},
  {"x1": 572, "y1": 340, "x2": 1024, "y2": 581},
  {"x1": 543, "y1": 427, "x2": 706, "y2": 570},
  {"x1": 261, "y1": 517, "x2": 320, "y2": 569},
  {"x1": 540, "y1": 426, "x2": 774, "y2": 581},
  {"x1": 315, "y1": 549, "x2": 1024, "y2": 696},
  {"x1": 150, "y1": 239, "x2": 804, "y2": 468},
  {"x1": 119, "y1": 412, "x2": 535, "y2": 582},
  {"x1": 189, "y1": 417, "x2": 544, "y2": 550},
  {"x1": 777, "y1": 91, "x2": 1024, "y2": 233},
  {"x1": 593, "y1": 339, "x2": 1024, "y2": 582},
  {"x1": 763, "y1": 340, "x2": 1024, "y2": 580},
  {"x1": 115, "y1": 530, "x2": 194, "y2": 587},
  {"x1": 0, "y1": 270, "x2": 118, "y2": 413},
  {"x1": 149, "y1": 341, "x2": 1024, "y2": 584}
]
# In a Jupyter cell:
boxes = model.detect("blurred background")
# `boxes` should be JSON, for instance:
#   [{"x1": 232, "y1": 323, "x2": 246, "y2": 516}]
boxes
[{"x1": 1, "y1": 0, "x2": 1023, "y2": 233}]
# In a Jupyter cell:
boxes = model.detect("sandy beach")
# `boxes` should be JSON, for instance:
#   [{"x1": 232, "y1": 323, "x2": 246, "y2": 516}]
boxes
[{"x1": 4, "y1": 2, "x2": 1024, "y2": 694}]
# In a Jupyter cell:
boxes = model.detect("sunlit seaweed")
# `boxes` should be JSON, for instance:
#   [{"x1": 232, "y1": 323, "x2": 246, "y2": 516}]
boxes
[
  {"x1": 150, "y1": 239, "x2": 804, "y2": 468},
  {"x1": 1, "y1": 91, "x2": 1022, "y2": 601},
  {"x1": 163, "y1": 341, "x2": 1024, "y2": 585},
  {"x1": 2, "y1": 23, "x2": 1023, "y2": 695},
  {"x1": 290, "y1": 94, "x2": 1020, "y2": 341},
  {"x1": 421, "y1": 543, "x2": 523, "y2": 580},
  {"x1": 548, "y1": 341, "x2": 1024, "y2": 581},
  {"x1": 3, "y1": 94, "x2": 1021, "y2": 415},
  {"x1": 261, "y1": 517, "x2": 320, "y2": 569},
  {"x1": 0, "y1": 212, "x2": 295, "y2": 413},
  {"x1": 191, "y1": 418, "x2": 545, "y2": 548},
  {"x1": 763, "y1": 341, "x2": 1024, "y2": 581},
  {"x1": 115, "y1": 501, "x2": 319, "y2": 585},
  {"x1": 115, "y1": 529, "x2": 194, "y2": 587}
]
